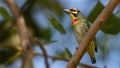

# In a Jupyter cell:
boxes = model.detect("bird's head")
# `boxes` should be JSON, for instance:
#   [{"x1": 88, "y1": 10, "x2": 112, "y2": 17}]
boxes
[{"x1": 64, "y1": 8, "x2": 84, "y2": 20}]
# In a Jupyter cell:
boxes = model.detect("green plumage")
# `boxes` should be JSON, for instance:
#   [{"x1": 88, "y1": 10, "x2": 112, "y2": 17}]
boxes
[
  {"x1": 64, "y1": 8, "x2": 97, "y2": 64},
  {"x1": 73, "y1": 18, "x2": 97, "y2": 64}
]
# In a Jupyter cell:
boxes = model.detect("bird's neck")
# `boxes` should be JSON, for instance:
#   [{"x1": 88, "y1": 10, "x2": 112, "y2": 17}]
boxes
[{"x1": 72, "y1": 18, "x2": 79, "y2": 26}]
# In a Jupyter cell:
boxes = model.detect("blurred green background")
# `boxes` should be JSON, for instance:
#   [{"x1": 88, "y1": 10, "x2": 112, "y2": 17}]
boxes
[{"x1": 0, "y1": 0, "x2": 120, "y2": 68}]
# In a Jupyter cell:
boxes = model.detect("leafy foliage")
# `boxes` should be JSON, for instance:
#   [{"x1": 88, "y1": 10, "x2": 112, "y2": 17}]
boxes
[
  {"x1": 22, "y1": 0, "x2": 65, "y2": 42},
  {"x1": 88, "y1": 2, "x2": 120, "y2": 34},
  {"x1": 0, "y1": 7, "x2": 13, "y2": 41},
  {"x1": 0, "y1": 7, "x2": 11, "y2": 21},
  {"x1": 37, "y1": 0, "x2": 64, "y2": 16},
  {"x1": 22, "y1": 0, "x2": 52, "y2": 42},
  {"x1": 0, "y1": 0, "x2": 64, "y2": 64},
  {"x1": 48, "y1": 16, "x2": 66, "y2": 34},
  {"x1": 64, "y1": 47, "x2": 72, "y2": 60},
  {"x1": 0, "y1": 47, "x2": 19, "y2": 64}
]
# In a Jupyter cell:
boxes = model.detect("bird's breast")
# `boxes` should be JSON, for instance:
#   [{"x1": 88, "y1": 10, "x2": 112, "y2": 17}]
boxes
[{"x1": 73, "y1": 22, "x2": 89, "y2": 43}]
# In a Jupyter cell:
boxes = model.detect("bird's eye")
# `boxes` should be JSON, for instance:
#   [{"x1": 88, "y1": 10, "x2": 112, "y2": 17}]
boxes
[
  {"x1": 73, "y1": 10, "x2": 76, "y2": 12},
  {"x1": 70, "y1": 9, "x2": 76, "y2": 12}
]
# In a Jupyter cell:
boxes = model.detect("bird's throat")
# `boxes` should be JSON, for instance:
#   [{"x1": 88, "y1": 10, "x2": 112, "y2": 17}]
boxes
[
  {"x1": 69, "y1": 14, "x2": 75, "y2": 19},
  {"x1": 72, "y1": 18, "x2": 79, "y2": 26}
]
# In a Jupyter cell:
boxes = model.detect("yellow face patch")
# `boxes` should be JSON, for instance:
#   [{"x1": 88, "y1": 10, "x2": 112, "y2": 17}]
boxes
[{"x1": 69, "y1": 14, "x2": 75, "y2": 19}]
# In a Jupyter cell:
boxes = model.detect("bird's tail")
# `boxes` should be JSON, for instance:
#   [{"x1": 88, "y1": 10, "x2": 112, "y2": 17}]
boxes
[
  {"x1": 87, "y1": 48, "x2": 96, "y2": 64},
  {"x1": 90, "y1": 55, "x2": 96, "y2": 64}
]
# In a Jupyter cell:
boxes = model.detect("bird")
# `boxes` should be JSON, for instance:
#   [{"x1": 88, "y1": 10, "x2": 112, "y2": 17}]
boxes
[{"x1": 64, "y1": 8, "x2": 97, "y2": 64}]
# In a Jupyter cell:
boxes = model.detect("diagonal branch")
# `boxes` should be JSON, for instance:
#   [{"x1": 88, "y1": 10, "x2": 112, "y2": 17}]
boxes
[
  {"x1": 67, "y1": 0, "x2": 120, "y2": 68},
  {"x1": 4, "y1": 0, "x2": 34, "y2": 68}
]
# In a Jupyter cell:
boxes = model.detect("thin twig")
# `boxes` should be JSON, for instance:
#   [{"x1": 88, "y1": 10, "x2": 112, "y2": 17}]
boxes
[
  {"x1": 4, "y1": 0, "x2": 34, "y2": 68},
  {"x1": 34, "y1": 38, "x2": 50, "y2": 68},
  {"x1": 35, "y1": 52, "x2": 99, "y2": 68},
  {"x1": 67, "y1": 0, "x2": 120, "y2": 68},
  {"x1": 34, "y1": 52, "x2": 69, "y2": 61}
]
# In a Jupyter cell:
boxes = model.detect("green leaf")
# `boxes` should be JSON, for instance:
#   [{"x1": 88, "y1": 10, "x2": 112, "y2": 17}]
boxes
[
  {"x1": 48, "y1": 16, "x2": 66, "y2": 34},
  {"x1": 43, "y1": 40, "x2": 57, "y2": 44},
  {"x1": 37, "y1": 0, "x2": 64, "y2": 16},
  {"x1": 56, "y1": 51, "x2": 66, "y2": 58},
  {"x1": 65, "y1": 47, "x2": 72, "y2": 60},
  {"x1": 0, "y1": 7, "x2": 11, "y2": 20},
  {"x1": 23, "y1": 5, "x2": 52, "y2": 43},
  {"x1": 40, "y1": 28, "x2": 52, "y2": 42},
  {"x1": 101, "y1": 14, "x2": 120, "y2": 34},
  {"x1": 0, "y1": 47, "x2": 19, "y2": 64},
  {"x1": 87, "y1": 2, "x2": 120, "y2": 34},
  {"x1": 87, "y1": 2, "x2": 104, "y2": 23},
  {"x1": 0, "y1": 21, "x2": 14, "y2": 42}
]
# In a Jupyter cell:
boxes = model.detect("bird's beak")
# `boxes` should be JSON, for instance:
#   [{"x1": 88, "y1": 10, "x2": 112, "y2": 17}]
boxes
[{"x1": 64, "y1": 9, "x2": 71, "y2": 14}]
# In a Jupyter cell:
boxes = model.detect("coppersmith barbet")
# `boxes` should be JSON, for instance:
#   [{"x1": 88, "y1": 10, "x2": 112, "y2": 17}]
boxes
[{"x1": 64, "y1": 8, "x2": 97, "y2": 64}]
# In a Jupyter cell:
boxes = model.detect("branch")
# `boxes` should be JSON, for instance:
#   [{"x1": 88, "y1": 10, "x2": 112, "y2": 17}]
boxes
[
  {"x1": 4, "y1": 0, "x2": 34, "y2": 68},
  {"x1": 67, "y1": 0, "x2": 120, "y2": 68},
  {"x1": 34, "y1": 52, "x2": 69, "y2": 62},
  {"x1": 35, "y1": 52, "x2": 99, "y2": 68},
  {"x1": 34, "y1": 38, "x2": 50, "y2": 68}
]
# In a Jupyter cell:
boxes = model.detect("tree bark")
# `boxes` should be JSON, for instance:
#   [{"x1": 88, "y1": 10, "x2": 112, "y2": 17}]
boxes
[{"x1": 4, "y1": 0, "x2": 34, "y2": 68}]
